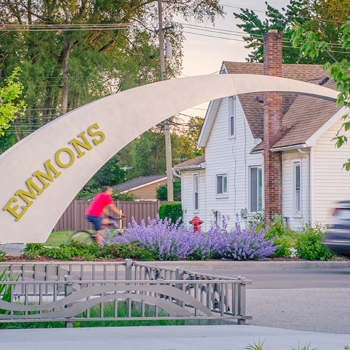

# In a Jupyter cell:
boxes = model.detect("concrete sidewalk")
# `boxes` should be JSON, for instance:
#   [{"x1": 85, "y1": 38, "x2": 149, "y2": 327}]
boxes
[{"x1": 1, "y1": 325, "x2": 349, "y2": 350}]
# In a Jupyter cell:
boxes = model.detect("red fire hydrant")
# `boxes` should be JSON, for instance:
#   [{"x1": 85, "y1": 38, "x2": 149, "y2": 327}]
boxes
[{"x1": 189, "y1": 215, "x2": 204, "y2": 233}]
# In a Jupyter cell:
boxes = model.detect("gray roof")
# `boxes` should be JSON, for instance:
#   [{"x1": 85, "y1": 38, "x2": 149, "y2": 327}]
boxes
[
  {"x1": 174, "y1": 155, "x2": 205, "y2": 170},
  {"x1": 114, "y1": 175, "x2": 166, "y2": 192}
]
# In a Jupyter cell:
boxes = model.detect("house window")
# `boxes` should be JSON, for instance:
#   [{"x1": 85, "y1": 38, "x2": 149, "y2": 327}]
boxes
[
  {"x1": 229, "y1": 96, "x2": 236, "y2": 137},
  {"x1": 216, "y1": 174, "x2": 228, "y2": 196},
  {"x1": 293, "y1": 161, "x2": 301, "y2": 215},
  {"x1": 250, "y1": 167, "x2": 263, "y2": 212},
  {"x1": 193, "y1": 174, "x2": 199, "y2": 211}
]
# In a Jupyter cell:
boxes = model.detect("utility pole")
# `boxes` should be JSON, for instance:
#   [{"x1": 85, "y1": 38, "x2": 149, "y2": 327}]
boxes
[{"x1": 158, "y1": 0, "x2": 174, "y2": 201}]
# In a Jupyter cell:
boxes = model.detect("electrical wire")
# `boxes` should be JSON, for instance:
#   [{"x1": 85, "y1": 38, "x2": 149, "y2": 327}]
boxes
[
  {"x1": 0, "y1": 23, "x2": 130, "y2": 32},
  {"x1": 178, "y1": 22, "x2": 348, "y2": 51},
  {"x1": 183, "y1": 30, "x2": 246, "y2": 42},
  {"x1": 222, "y1": 3, "x2": 350, "y2": 25},
  {"x1": 182, "y1": 30, "x2": 350, "y2": 54},
  {"x1": 222, "y1": 4, "x2": 265, "y2": 14}
]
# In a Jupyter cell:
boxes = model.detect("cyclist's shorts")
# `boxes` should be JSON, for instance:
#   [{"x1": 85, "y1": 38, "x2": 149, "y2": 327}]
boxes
[{"x1": 86, "y1": 215, "x2": 103, "y2": 230}]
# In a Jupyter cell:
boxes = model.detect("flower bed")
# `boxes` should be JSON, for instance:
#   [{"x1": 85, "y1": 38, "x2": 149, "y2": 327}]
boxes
[{"x1": 112, "y1": 216, "x2": 277, "y2": 261}]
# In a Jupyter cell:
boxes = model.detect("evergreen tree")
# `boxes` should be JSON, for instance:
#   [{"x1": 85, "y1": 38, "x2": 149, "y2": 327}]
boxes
[{"x1": 233, "y1": 0, "x2": 333, "y2": 63}]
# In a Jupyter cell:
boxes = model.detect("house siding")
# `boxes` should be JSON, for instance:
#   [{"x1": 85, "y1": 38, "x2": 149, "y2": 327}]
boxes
[
  {"x1": 129, "y1": 179, "x2": 167, "y2": 200},
  {"x1": 312, "y1": 119, "x2": 350, "y2": 226},
  {"x1": 282, "y1": 150, "x2": 310, "y2": 231},
  {"x1": 180, "y1": 169, "x2": 206, "y2": 228},
  {"x1": 203, "y1": 96, "x2": 262, "y2": 231}
]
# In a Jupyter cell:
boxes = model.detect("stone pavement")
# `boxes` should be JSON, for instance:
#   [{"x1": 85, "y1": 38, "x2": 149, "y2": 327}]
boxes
[{"x1": 1, "y1": 325, "x2": 349, "y2": 350}]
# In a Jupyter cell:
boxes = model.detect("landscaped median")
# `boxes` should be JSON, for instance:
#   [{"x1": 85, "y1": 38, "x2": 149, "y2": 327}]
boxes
[{"x1": 0, "y1": 215, "x2": 342, "y2": 262}]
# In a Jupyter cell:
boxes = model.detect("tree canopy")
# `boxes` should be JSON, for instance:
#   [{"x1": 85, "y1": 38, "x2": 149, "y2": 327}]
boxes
[
  {"x1": 117, "y1": 116, "x2": 204, "y2": 180},
  {"x1": 233, "y1": 0, "x2": 342, "y2": 64},
  {"x1": 0, "y1": 0, "x2": 223, "y2": 141},
  {"x1": 0, "y1": 0, "x2": 220, "y2": 192},
  {"x1": 0, "y1": 67, "x2": 26, "y2": 137},
  {"x1": 291, "y1": 0, "x2": 350, "y2": 169}
]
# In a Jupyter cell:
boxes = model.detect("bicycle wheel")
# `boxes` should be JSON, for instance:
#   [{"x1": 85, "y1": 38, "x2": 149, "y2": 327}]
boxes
[{"x1": 68, "y1": 230, "x2": 95, "y2": 244}]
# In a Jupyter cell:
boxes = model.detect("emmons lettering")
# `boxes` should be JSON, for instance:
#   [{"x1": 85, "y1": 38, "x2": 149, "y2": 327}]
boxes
[{"x1": 3, "y1": 123, "x2": 105, "y2": 221}]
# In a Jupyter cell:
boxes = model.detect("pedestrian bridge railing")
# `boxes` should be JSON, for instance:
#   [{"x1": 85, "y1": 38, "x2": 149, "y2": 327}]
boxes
[{"x1": 0, "y1": 260, "x2": 252, "y2": 327}]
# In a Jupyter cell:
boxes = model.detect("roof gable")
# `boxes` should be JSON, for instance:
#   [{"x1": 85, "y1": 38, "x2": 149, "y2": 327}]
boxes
[
  {"x1": 115, "y1": 175, "x2": 166, "y2": 192},
  {"x1": 199, "y1": 61, "x2": 334, "y2": 148}
]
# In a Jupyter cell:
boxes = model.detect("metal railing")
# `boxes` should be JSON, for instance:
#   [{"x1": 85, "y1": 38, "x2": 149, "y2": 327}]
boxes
[{"x1": 0, "y1": 260, "x2": 252, "y2": 327}]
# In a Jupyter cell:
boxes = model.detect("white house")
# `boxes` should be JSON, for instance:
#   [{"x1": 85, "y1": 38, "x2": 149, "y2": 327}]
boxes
[{"x1": 174, "y1": 30, "x2": 350, "y2": 231}]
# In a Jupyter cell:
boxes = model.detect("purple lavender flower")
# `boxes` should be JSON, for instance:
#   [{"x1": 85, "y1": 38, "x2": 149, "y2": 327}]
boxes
[{"x1": 111, "y1": 215, "x2": 277, "y2": 261}]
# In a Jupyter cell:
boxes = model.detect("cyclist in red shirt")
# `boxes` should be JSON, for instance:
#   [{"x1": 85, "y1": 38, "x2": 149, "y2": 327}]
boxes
[{"x1": 85, "y1": 186, "x2": 126, "y2": 244}]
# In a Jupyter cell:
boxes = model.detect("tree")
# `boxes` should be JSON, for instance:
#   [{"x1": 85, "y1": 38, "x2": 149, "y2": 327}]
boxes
[
  {"x1": 172, "y1": 116, "x2": 204, "y2": 161},
  {"x1": 233, "y1": 0, "x2": 335, "y2": 63},
  {"x1": 0, "y1": 0, "x2": 223, "y2": 142},
  {"x1": 117, "y1": 116, "x2": 204, "y2": 180},
  {"x1": 0, "y1": 67, "x2": 26, "y2": 137},
  {"x1": 83, "y1": 156, "x2": 126, "y2": 191},
  {"x1": 156, "y1": 179, "x2": 181, "y2": 201},
  {"x1": 291, "y1": 0, "x2": 350, "y2": 169}
]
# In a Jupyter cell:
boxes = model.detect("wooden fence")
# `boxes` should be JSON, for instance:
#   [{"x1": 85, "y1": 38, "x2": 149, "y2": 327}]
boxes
[{"x1": 53, "y1": 200, "x2": 163, "y2": 231}]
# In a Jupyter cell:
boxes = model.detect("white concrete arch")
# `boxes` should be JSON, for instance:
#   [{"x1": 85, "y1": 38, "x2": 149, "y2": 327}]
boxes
[{"x1": 0, "y1": 74, "x2": 339, "y2": 243}]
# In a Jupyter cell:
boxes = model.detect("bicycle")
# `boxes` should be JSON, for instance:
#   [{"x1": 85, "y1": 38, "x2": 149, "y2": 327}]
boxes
[{"x1": 68, "y1": 216, "x2": 123, "y2": 245}]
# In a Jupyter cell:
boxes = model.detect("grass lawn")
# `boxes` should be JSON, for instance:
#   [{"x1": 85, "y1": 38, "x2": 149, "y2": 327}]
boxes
[
  {"x1": 0, "y1": 301, "x2": 187, "y2": 329},
  {"x1": 44, "y1": 231, "x2": 73, "y2": 246},
  {"x1": 35, "y1": 228, "x2": 118, "y2": 247}
]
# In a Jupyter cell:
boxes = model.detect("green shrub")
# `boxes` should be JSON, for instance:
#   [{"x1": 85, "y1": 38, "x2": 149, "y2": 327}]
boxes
[
  {"x1": 265, "y1": 215, "x2": 291, "y2": 240},
  {"x1": 296, "y1": 225, "x2": 334, "y2": 261},
  {"x1": 22, "y1": 241, "x2": 156, "y2": 261},
  {"x1": 107, "y1": 243, "x2": 156, "y2": 261},
  {"x1": 0, "y1": 250, "x2": 6, "y2": 262},
  {"x1": 23, "y1": 244, "x2": 44, "y2": 259},
  {"x1": 158, "y1": 202, "x2": 183, "y2": 225},
  {"x1": 271, "y1": 233, "x2": 298, "y2": 258}
]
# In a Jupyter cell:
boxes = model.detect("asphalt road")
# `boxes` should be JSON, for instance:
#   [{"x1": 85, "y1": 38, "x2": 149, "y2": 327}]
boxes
[
  {"x1": 196, "y1": 267, "x2": 350, "y2": 289},
  {"x1": 195, "y1": 267, "x2": 350, "y2": 334}
]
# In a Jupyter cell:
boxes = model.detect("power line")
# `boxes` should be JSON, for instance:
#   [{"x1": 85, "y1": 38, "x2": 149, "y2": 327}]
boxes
[
  {"x1": 222, "y1": 4, "x2": 266, "y2": 14},
  {"x1": 223, "y1": 3, "x2": 350, "y2": 25},
  {"x1": 182, "y1": 28, "x2": 349, "y2": 53},
  {"x1": 181, "y1": 22, "x2": 346, "y2": 48},
  {"x1": 183, "y1": 30, "x2": 246, "y2": 42},
  {"x1": 0, "y1": 23, "x2": 129, "y2": 32}
]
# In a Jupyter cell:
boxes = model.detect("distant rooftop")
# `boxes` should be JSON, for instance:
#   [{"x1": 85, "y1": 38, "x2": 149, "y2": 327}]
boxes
[{"x1": 114, "y1": 174, "x2": 167, "y2": 192}]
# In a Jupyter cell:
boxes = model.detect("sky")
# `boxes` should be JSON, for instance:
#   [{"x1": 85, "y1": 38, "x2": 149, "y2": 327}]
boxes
[{"x1": 178, "y1": 0, "x2": 290, "y2": 119}]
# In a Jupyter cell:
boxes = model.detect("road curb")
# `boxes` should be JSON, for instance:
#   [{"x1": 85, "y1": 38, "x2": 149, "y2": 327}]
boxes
[
  {"x1": 142, "y1": 260, "x2": 350, "y2": 270},
  {"x1": 0, "y1": 244, "x2": 26, "y2": 249}
]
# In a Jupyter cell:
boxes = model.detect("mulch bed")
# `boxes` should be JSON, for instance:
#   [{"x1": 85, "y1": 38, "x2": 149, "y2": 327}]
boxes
[
  {"x1": 2, "y1": 255, "x2": 126, "y2": 262},
  {"x1": 2, "y1": 255, "x2": 350, "y2": 262}
]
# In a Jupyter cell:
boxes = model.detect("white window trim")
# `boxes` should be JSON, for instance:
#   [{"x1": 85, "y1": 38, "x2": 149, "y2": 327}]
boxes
[
  {"x1": 216, "y1": 173, "x2": 228, "y2": 198},
  {"x1": 193, "y1": 173, "x2": 199, "y2": 213},
  {"x1": 228, "y1": 96, "x2": 236, "y2": 138},
  {"x1": 293, "y1": 160, "x2": 302, "y2": 217},
  {"x1": 249, "y1": 166, "x2": 263, "y2": 213}
]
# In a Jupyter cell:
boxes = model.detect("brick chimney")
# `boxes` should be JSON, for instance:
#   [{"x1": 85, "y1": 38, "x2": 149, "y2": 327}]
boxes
[{"x1": 263, "y1": 29, "x2": 283, "y2": 223}]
